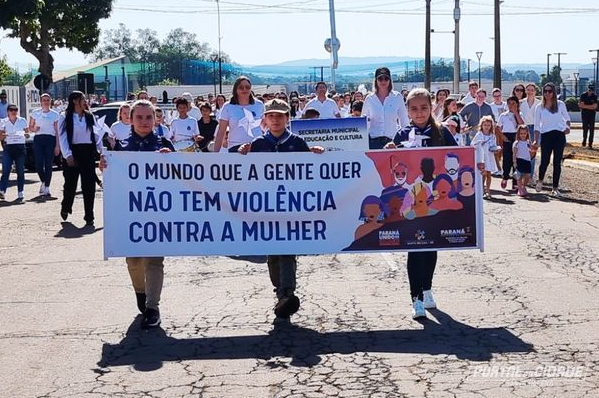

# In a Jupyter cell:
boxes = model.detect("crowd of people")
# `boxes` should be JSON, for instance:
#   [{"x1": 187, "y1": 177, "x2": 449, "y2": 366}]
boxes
[{"x1": 0, "y1": 66, "x2": 582, "y2": 326}]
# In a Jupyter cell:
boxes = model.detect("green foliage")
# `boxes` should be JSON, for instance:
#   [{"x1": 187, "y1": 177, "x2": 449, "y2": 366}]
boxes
[
  {"x1": 565, "y1": 97, "x2": 580, "y2": 112},
  {"x1": 0, "y1": 56, "x2": 12, "y2": 85},
  {"x1": 93, "y1": 26, "x2": 230, "y2": 64},
  {"x1": 541, "y1": 66, "x2": 563, "y2": 87},
  {"x1": 156, "y1": 78, "x2": 180, "y2": 86},
  {"x1": 0, "y1": 0, "x2": 114, "y2": 79}
]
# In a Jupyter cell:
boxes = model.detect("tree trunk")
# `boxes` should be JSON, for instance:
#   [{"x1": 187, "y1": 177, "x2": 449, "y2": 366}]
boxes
[{"x1": 19, "y1": 20, "x2": 55, "y2": 81}]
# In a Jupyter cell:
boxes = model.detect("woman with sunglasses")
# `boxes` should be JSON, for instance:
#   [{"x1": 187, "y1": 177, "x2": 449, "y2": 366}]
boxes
[
  {"x1": 29, "y1": 93, "x2": 60, "y2": 196},
  {"x1": 533, "y1": 83, "x2": 571, "y2": 197},
  {"x1": 362, "y1": 67, "x2": 410, "y2": 149},
  {"x1": 512, "y1": 84, "x2": 526, "y2": 101},
  {"x1": 214, "y1": 76, "x2": 264, "y2": 153},
  {"x1": 0, "y1": 104, "x2": 29, "y2": 200}
]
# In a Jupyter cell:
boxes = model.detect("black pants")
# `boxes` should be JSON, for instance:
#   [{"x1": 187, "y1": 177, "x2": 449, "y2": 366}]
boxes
[
  {"x1": 502, "y1": 132, "x2": 517, "y2": 182},
  {"x1": 538, "y1": 130, "x2": 566, "y2": 189},
  {"x1": 582, "y1": 114, "x2": 595, "y2": 146},
  {"x1": 407, "y1": 251, "x2": 437, "y2": 301},
  {"x1": 61, "y1": 144, "x2": 97, "y2": 223}
]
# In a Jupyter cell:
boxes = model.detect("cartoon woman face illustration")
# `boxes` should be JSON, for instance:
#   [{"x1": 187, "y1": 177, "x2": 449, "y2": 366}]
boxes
[
  {"x1": 435, "y1": 178, "x2": 452, "y2": 199},
  {"x1": 392, "y1": 161, "x2": 408, "y2": 186},
  {"x1": 363, "y1": 203, "x2": 382, "y2": 223}
]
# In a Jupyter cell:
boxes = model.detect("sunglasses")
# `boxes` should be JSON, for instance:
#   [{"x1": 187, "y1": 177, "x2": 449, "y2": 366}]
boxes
[
  {"x1": 377, "y1": 75, "x2": 390, "y2": 81},
  {"x1": 543, "y1": 89, "x2": 554, "y2": 93},
  {"x1": 8, "y1": 108, "x2": 18, "y2": 112},
  {"x1": 238, "y1": 85, "x2": 251, "y2": 90},
  {"x1": 514, "y1": 88, "x2": 524, "y2": 92}
]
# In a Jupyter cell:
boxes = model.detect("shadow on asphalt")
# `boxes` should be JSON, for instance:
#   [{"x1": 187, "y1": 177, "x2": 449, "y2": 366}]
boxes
[
  {"x1": 54, "y1": 222, "x2": 103, "y2": 238},
  {"x1": 227, "y1": 255, "x2": 268, "y2": 264},
  {"x1": 97, "y1": 309, "x2": 534, "y2": 371}
]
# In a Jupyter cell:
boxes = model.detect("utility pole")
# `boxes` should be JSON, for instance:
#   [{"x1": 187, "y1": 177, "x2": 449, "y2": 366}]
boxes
[
  {"x1": 476, "y1": 52, "x2": 483, "y2": 88},
  {"x1": 425, "y1": 0, "x2": 431, "y2": 90},
  {"x1": 328, "y1": 0, "x2": 339, "y2": 90},
  {"x1": 453, "y1": 0, "x2": 460, "y2": 94},
  {"x1": 589, "y1": 49, "x2": 599, "y2": 86},
  {"x1": 216, "y1": 0, "x2": 223, "y2": 94},
  {"x1": 546, "y1": 54, "x2": 551, "y2": 81},
  {"x1": 554, "y1": 52, "x2": 567, "y2": 82},
  {"x1": 467, "y1": 59, "x2": 471, "y2": 82},
  {"x1": 493, "y1": 0, "x2": 501, "y2": 89}
]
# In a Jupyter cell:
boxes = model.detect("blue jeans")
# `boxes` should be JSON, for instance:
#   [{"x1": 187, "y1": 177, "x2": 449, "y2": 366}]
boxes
[
  {"x1": 0, "y1": 144, "x2": 26, "y2": 193},
  {"x1": 34, "y1": 134, "x2": 56, "y2": 186}
]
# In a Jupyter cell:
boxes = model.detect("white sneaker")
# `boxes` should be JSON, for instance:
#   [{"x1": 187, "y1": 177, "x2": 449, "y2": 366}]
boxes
[
  {"x1": 412, "y1": 299, "x2": 426, "y2": 319},
  {"x1": 423, "y1": 290, "x2": 437, "y2": 309},
  {"x1": 0, "y1": 191, "x2": 5, "y2": 200},
  {"x1": 44, "y1": 186, "x2": 51, "y2": 196},
  {"x1": 552, "y1": 189, "x2": 563, "y2": 198},
  {"x1": 17, "y1": 191, "x2": 24, "y2": 200},
  {"x1": 535, "y1": 180, "x2": 543, "y2": 192},
  {"x1": 39, "y1": 183, "x2": 45, "y2": 194}
]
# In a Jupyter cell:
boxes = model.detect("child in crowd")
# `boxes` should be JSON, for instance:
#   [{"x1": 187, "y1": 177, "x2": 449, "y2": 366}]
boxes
[
  {"x1": 471, "y1": 115, "x2": 500, "y2": 199},
  {"x1": 513, "y1": 125, "x2": 533, "y2": 197},
  {"x1": 239, "y1": 99, "x2": 324, "y2": 322}
]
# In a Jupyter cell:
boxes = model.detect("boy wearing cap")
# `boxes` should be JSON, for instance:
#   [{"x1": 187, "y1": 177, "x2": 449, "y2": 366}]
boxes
[
  {"x1": 239, "y1": 99, "x2": 323, "y2": 321},
  {"x1": 579, "y1": 84, "x2": 597, "y2": 148}
]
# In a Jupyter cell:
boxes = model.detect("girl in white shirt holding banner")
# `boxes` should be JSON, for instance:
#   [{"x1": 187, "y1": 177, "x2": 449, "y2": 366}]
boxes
[
  {"x1": 0, "y1": 104, "x2": 29, "y2": 200},
  {"x1": 533, "y1": 83, "x2": 571, "y2": 197},
  {"x1": 29, "y1": 93, "x2": 60, "y2": 196},
  {"x1": 362, "y1": 67, "x2": 410, "y2": 149}
]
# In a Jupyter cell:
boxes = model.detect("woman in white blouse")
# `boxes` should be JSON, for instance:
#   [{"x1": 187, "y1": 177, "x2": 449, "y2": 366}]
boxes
[
  {"x1": 214, "y1": 76, "x2": 265, "y2": 153},
  {"x1": 362, "y1": 67, "x2": 410, "y2": 149},
  {"x1": 533, "y1": 83, "x2": 571, "y2": 197},
  {"x1": 520, "y1": 84, "x2": 541, "y2": 180},
  {"x1": 29, "y1": 93, "x2": 60, "y2": 196}
]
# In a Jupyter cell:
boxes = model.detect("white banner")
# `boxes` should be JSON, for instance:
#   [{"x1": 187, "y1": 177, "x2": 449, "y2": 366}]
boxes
[
  {"x1": 290, "y1": 117, "x2": 369, "y2": 151},
  {"x1": 103, "y1": 148, "x2": 483, "y2": 258}
]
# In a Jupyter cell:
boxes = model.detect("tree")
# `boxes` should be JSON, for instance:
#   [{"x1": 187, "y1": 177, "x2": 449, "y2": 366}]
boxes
[
  {"x1": 92, "y1": 24, "x2": 160, "y2": 63},
  {"x1": 0, "y1": 56, "x2": 11, "y2": 85},
  {"x1": 541, "y1": 65, "x2": 563, "y2": 86},
  {"x1": 0, "y1": 0, "x2": 114, "y2": 80}
]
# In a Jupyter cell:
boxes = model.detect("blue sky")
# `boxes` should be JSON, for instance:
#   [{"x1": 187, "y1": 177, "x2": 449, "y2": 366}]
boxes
[{"x1": 1, "y1": 0, "x2": 599, "y2": 70}]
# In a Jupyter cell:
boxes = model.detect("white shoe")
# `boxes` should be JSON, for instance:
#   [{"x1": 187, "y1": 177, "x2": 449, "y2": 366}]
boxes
[
  {"x1": 44, "y1": 186, "x2": 51, "y2": 196},
  {"x1": 17, "y1": 191, "x2": 24, "y2": 200},
  {"x1": 0, "y1": 191, "x2": 5, "y2": 200},
  {"x1": 39, "y1": 183, "x2": 45, "y2": 194},
  {"x1": 412, "y1": 299, "x2": 426, "y2": 319},
  {"x1": 535, "y1": 180, "x2": 543, "y2": 193},
  {"x1": 423, "y1": 290, "x2": 437, "y2": 309},
  {"x1": 551, "y1": 189, "x2": 563, "y2": 198}
]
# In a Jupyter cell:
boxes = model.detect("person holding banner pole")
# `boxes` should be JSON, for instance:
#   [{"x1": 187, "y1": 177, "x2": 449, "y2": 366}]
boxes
[
  {"x1": 238, "y1": 98, "x2": 324, "y2": 322},
  {"x1": 385, "y1": 88, "x2": 458, "y2": 320},
  {"x1": 362, "y1": 67, "x2": 410, "y2": 149},
  {"x1": 100, "y1": 100, "x2": 175, "y2": 329},
  {"x1": 214, "y1": 76, "x2": 265, "y2": 153}
]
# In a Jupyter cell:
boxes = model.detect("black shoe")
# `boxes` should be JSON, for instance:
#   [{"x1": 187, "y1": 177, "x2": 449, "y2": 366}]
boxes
[
  {"x1": 142, "y1": 308, "x2": 161, "y2": 328},
  {"x1": 582, "y1": 141, "x2": 586, "y2": 147},
  {"x1": 60, "y1": 210, "x2": 68, "y2": 221},
  {"x1": 274, "y1": 295, "x2": 300, "y2": 318},
  {"x1": 136, "y1": 293, "x2": 146, "y2": 313}
]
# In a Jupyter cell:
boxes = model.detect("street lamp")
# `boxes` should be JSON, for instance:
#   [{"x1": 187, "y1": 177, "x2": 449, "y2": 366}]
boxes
[
  {"x1": 467, "y1": 58, "x2": 471, "y2": 82},
  {"x1": 573, "y1": 72, "x2": 579, "y2": 97},
  {"x1": 475, "y1": 51, "x2": 483, "y2": 88},
  {"x1": 593, "y1": 58, "x2": 598, "y2": 86},
  {"x1": 210, "y1": 54, "x2": 218, "y2": 97},
  {"x1": 216, "y1": 0, "x2": 223, "y2": 94},
  {"x1": 590, "y1": 49, "x2": 599, "y2": 87},
  {"x1": 546, "y1": 53, "x2": 551, "y2": 80}
]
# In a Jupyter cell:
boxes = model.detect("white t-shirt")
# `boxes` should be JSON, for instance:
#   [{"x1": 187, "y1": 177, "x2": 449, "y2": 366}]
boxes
[
  {"x1": 304, "y1": 97, "x2": 340, "y2": 119},
  {"x1": 0, "y1": 117, "x2": 28, "y2": 145},
  {"x1": 170, "y1": 116, "x2": 199, "y2": 142},
  {"x1": 110, "y1": 121, "x2": 132, "y2": 141},
  {"x1": 218, "y1": 101, "x2": 265, "y2": 148},
  {"x1": 497, "y1": 111, "x2": 523, "y2": 134},
  {"x1": 31, "y1": 108, "x2": 60, "y2": 136},
  {"x1": 513, "y1": 140, "x2": 531, "y2": 161},
  {"x1": 489, "y1": 101, "x2": 507, "y2": 120},
  {"x1": 154, "y1": 124, "x2": 172, "y2": 140}
]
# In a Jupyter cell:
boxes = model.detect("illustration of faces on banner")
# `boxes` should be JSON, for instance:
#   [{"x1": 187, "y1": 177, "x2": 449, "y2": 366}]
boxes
[{"x1": 348, "y1": 148, "x2": 478, "y2": 249}]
